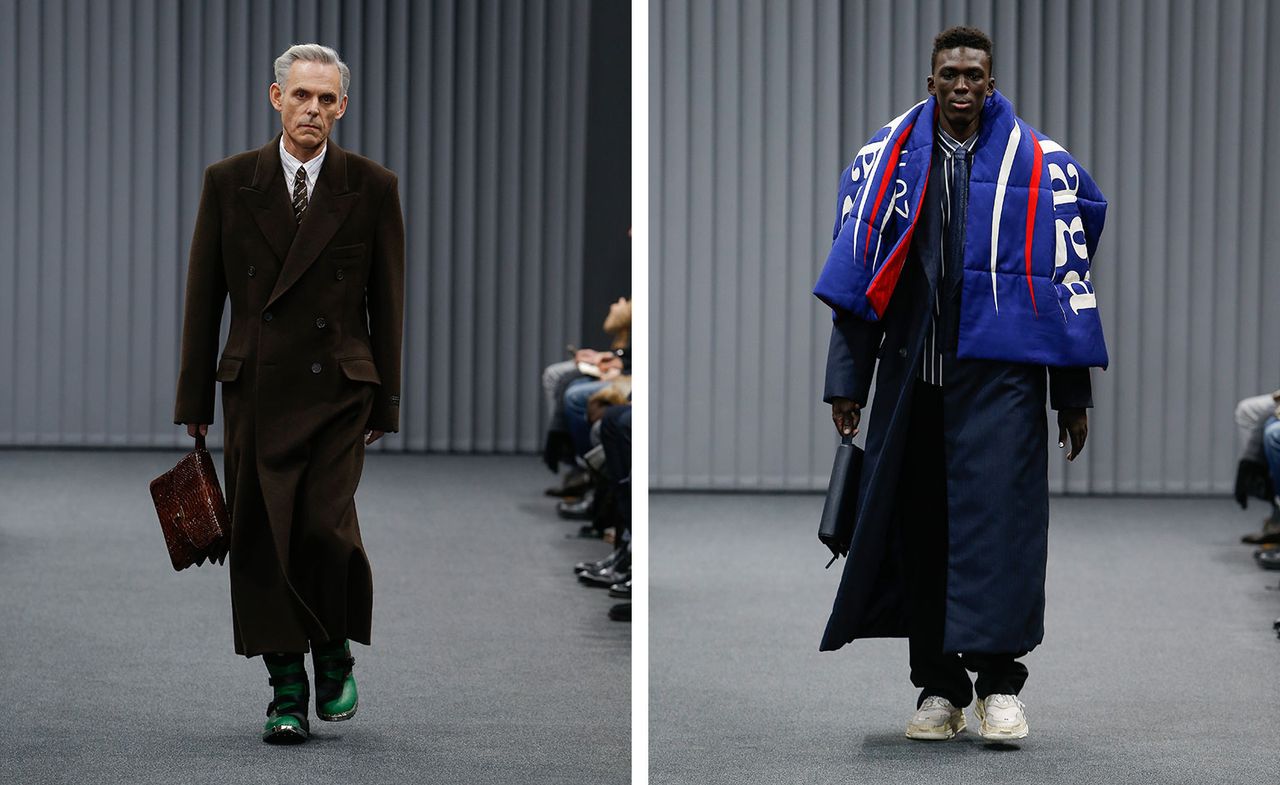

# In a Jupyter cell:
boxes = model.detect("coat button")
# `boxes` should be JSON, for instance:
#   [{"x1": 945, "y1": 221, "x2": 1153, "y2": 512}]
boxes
[
  {"x1": 315, "y1": 317, "x2": 327, "y2": 329},
  {"x1": 336, "y1": 268, "x2": 345, "y2": 281},
  {"x1": 247, "y1": 265, "x2": 256, "y2": 277},
  {"x1": 311, "y1": 363, "x2": 322, "y2": 374},
  {"x1": 898, "y1": 347, "x2": 907, "y2": 358},
  {"x1": 263, "y1": 311, "x2": 273, "y2": 322}
]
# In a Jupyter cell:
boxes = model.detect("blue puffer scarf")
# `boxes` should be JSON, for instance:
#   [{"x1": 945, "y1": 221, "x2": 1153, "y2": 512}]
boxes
[{"x1": 813, "y1": 90, "x2": 1109, "y2": 368}]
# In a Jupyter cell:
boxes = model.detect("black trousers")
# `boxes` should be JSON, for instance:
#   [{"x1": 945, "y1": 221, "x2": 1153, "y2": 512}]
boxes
[{"x1": 902, "y1": 381, "x2": 1028, "y2": 709}]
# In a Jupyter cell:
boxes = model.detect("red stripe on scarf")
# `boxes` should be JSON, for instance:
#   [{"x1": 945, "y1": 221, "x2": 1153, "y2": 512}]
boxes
[
  {"x1": 862, "y1": 122, "x2": 915, "y2": 264},
  {"x1": 1023, "y1": 127, "x2": 1042, "y2": 316},
  {"x1": 866, "y1": 169, "x2": 931, "y2": 318}
]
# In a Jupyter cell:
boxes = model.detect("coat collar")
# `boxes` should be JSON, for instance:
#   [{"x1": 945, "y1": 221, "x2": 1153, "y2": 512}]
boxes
[{"x1": 237, "y1": 133, "x2": 361, "y2": 309}]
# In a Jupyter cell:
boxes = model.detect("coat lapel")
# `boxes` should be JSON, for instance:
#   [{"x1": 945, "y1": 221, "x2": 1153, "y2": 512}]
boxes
[
  {"x1": 237, "y1": 135, "x2": 297, "y2": 263},
  {"x1": 917, "y1": 151, "x2": 945, "y2": 297},
  {"x1": 266, "y1": 140, "x2": 360, "y2": 309}
]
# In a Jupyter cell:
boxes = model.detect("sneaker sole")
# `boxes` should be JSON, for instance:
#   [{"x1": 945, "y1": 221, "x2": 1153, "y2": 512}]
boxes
[
  {"x1": 905, "y1": 716, "x2": 966, "y2": 740},
  {"x1": 979, "y1": 723, "x2": 1028, "y2": 741}
]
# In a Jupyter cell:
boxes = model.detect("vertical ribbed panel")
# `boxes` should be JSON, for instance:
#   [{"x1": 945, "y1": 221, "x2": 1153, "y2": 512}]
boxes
[
  {"x1": 652, "y1": 0, "x2": 1280, "y2": 493},
  {"x1": 0, "y1": 0, "x2": 591, "y2": 453}
]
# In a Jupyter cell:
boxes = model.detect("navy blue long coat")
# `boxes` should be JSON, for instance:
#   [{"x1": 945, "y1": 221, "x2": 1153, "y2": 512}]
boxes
[{"x1": 818, "y1": 148, "x2": 1091, "y2": 655}]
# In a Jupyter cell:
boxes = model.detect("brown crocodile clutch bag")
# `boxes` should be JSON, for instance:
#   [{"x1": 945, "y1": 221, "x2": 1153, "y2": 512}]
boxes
[{"x1": 149, "y1": 433, "x2": 230, "y2": 570}]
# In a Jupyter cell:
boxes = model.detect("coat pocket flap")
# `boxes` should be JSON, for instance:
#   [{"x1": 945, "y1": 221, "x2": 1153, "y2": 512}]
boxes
[
  {"x1": 215, "y1": 356, "x2": 243, "y2": 382},
  {"x1": 329, "y1": 242, "x2": 366, "y2": 260},
  {"x1": 339, "y1": 357, "x2": 381, "y2": 384}
]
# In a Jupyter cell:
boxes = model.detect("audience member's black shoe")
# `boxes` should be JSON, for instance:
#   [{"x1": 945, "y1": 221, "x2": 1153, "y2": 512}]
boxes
[
  {"x1": 579, "y1": 566, "x2": 630, "y2": 588},
  {"x1": 545, "y1": 468, "x2": 590, "y2": 498},
  {"x1": 1254, "y1": 548, "x2": 1280, "y2": 570},
  {"x1": 574, "y1": 548, "x2": 623, "y2": 576},
  {"x1": 1241, "y1": 517, "x2": 1280, "y2": 544},
  {"x1": 608, "y1": 579, "x2": 631, "y2": 599},
  {"x1": 557, "y1": 489, "x2": 596, "y2": 520},
  {"x1": 608, "y1": 603, "x2": 631, "y2": 622},
  {"x1": 569, "y1": 524, "x2": 605, "y2": 539}
]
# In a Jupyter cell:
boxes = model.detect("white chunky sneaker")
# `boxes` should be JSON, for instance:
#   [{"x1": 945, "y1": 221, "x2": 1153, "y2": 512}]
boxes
[
  {"x1": 905, "y1": 695, "x2": 966, "y2": 740},
  {"x1": 974, "y1": 694, "x2": 1028, "y2": 740}
]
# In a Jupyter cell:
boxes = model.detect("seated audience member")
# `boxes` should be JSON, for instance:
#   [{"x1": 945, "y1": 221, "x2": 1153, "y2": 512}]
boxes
[
  {"x1": 558, "y1": 379, "x2": 632, "y2": 521},
  {"x1": 541, "y1": 297, "x2": 632, "y2": 488},
  {"x1": 1235, "y1": 390, "x2": 1280, "y2": 543}
]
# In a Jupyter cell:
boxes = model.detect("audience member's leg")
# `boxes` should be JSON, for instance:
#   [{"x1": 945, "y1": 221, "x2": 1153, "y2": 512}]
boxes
[
  {"x1": 1236, "y1": 394, "x2": 1275, "y2": 463},
  {"x1": 1263, "y1": 417, "x2": 1280, "y2": 500},
  {"x1": 542, "y1": 360, "x2": 580, "y2": 421},
  {"x1": 602, "y1": 406, "x2": 632, "y2": 544},
  {"x1": 564, "y1": 379, "x2": 610, "y2": 457}
]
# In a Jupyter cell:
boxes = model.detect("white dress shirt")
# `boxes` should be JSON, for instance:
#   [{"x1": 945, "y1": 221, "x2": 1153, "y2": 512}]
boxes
[{"x1": 279, "y1": 137, "x2": 327, "y2": 201}]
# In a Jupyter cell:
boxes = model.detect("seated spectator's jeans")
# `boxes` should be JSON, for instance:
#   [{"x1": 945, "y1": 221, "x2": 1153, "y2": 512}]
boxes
[
  {"x1": 564, "y1": 378, "x2": 610, "y2": 457},
  {"x1": 1264, "y1": 416, "x2": 1280, "y2": 499}
]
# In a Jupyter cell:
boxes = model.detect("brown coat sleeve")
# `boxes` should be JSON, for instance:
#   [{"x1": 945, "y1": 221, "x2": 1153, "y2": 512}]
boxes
[
  {"x1": 366, "y1": 175, "x2": 405, "y2": 432},
  {"x1": 174, "y1": 168, "x2": 228, "y2": 425}
]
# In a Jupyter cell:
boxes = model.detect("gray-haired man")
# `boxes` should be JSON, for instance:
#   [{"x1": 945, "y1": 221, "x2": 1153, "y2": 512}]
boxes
[{"x1": 175, "y1": 43, "x2": 405, "y2": 743}]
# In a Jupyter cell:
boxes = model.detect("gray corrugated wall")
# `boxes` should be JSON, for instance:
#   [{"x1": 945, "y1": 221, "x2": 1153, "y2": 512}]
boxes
[
  {"x1": 0, "y1": 0, "x2": 590, "y2": 453},
  {"x1": 651, "y1": 0, "x2": 1280, "y2": 493}
]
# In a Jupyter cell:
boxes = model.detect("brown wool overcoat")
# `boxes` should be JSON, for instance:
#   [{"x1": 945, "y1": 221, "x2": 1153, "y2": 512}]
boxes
[{"x1": 174, "y1": 135, "x2": 404, "y2": 656}]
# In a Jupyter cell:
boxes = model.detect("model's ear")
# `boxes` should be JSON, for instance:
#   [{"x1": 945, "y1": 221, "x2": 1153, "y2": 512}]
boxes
[
  {"x1": 987, "y1": 77, "x2": 996, "y2": 96},
  {"x1": 927, "y1": 74, "x2": 936, "y2": 96},
  {"x1": 269, "y1": 83, "x2": 284, "y2": 112},
  {"x1": 334, "y1": 94, "x2": 348, "y2": 120}
]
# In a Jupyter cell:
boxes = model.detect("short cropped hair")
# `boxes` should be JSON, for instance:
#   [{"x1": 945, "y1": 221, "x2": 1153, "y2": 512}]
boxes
[
  {"x1": 274, "y1": 43, "x2": 351, "y2": 97},
  {"x1": 931, "y1": 26, "x2": 993, "y2": 74}
]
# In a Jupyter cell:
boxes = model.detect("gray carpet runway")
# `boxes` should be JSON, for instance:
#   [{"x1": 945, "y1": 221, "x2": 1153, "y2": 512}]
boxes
[
  {"x1": 651, "y1": 494, "x2": 1280, "y2": 785},
  {"x1": 0, "y1": 450, "x2": 628, "y2": 785}
]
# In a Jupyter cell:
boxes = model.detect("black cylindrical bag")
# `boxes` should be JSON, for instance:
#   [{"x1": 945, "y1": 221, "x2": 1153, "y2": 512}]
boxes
[{"x1": 818, "y1": 435, "x2": 863, "y2": 567}]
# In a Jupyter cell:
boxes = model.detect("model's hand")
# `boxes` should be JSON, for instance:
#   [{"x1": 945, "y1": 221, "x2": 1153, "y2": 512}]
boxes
[
  {"x1": 1271, "y1": 388, "x2": 1280, "y2": 402},
  {"x1": 1057, "y1": 408, "x2": 1088, "y2": 461},
  {"x1": 365, "y1": 430, "x2": 385, "y2": 445},
  {"x1": 831, "y1": 398, "x2": 861, "y2": 437},
  {"x1": 186, "y1": 423, "x2": 209, "y2": 439},
  {"x1": 575, "y1": 349, "x2": 601, "y2": 364}
]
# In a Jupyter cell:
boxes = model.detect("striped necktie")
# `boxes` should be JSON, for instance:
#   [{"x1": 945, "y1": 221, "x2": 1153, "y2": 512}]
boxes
[{"x1": 292, "y1": 166, "x2": 308, "y2": 223}]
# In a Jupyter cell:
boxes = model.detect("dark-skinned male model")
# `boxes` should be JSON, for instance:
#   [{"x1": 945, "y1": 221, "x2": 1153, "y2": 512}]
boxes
[
  {"x1": 813, "y1": 26, "x2": 1108, "y2": 741},
  {"x1": 175, "y1": 43, "x2": 404, "y2": 743}
]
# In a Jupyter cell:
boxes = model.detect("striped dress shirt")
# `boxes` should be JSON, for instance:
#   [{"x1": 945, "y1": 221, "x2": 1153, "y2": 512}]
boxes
[{"x1": 919, "y1": 127, "x2": 978, "y2": 386}]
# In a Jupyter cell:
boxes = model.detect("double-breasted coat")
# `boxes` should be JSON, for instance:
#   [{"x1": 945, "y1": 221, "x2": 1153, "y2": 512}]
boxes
[
  {"x1": 818, "y1": 145, "x2": 1091, "y2": 655},
  {"x1": 175, "y1": 135, "x2": 404, "y2": 656}
]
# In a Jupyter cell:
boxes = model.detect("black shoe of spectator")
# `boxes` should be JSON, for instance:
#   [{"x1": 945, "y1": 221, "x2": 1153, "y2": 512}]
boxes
[
  {"x1": 574, "y1": 548, "x2": 624, "y2": 576},
  {"x1": 608, "y1": 579, "x2": 631, "y2": 599},
  {"x1": 608, "y1": 603, "x2": 631, "y2": 623},
  {"x1": 557, "y1": 489, "x2": 596, "y2": 520},
  {"x1": 579, "y1": 565, "x2": 630, "y2": 588},
  {"x1": 545, "y1": 468, "x2": 591, "y2": 498},
  {"x1": 1254, "y1": 548, "x2": 1280, "y2": 570}
]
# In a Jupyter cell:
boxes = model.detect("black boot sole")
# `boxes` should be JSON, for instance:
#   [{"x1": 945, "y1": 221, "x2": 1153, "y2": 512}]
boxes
[{"x1": 263, "y1": 724, "x2": 310, "y2": 744}]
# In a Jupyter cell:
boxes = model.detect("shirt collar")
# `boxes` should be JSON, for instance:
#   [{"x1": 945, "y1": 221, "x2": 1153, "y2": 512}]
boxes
[
  {"x1": 937, "y1": 126, "x2": 978, "y2": 156},
  {"x1": 279, "y1": 136, "x2": 327, "y2": 184}
]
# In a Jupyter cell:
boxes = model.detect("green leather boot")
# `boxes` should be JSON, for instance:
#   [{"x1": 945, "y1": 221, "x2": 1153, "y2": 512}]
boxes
[
  {"x1": 312, "y1": 639, "x2": 358, "y2": 721},
  {"x1": 262, "y1": 653, "x2": 310, "y2": 744}
]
